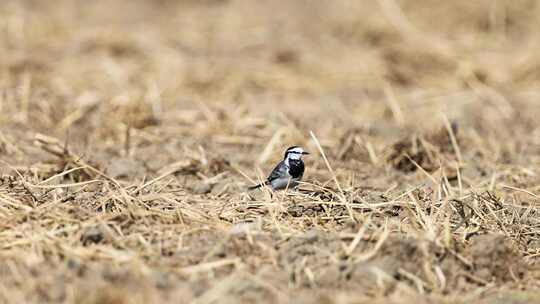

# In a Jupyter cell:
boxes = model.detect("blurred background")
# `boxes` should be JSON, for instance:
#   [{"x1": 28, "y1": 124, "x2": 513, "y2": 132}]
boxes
[
  {"x1": 2, "y1": 0, "x2": 540, "y2": 156},
  {"x1": 2, "y1": 1, "x2": 540, "y2": 302}
]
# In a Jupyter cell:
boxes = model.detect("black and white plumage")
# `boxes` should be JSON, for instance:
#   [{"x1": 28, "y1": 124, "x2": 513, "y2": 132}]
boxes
[{"x1": 249, "y1": 146, "x2": 309, "y2": 191}]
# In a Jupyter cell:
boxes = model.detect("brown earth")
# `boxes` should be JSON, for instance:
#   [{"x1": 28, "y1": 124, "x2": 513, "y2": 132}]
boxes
[{"x1": 1, "y1": 0, "x2": 540, "y2": 303}]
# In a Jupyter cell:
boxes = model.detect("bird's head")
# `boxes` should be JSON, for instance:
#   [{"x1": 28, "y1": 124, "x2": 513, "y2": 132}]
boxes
[{"x1": 284, "y1": 146, "x2": 309, "y2": 160}]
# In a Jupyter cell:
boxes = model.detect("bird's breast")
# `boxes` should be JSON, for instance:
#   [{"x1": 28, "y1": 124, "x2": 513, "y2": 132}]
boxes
[{"x1": 288, "y1": 160, "x2": 304, "y2": 178}]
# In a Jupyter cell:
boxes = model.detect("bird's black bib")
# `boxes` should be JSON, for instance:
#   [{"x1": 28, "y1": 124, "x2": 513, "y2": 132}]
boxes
[{"x1": 288, "y1": 159, "x2": 304, "y2": 178}]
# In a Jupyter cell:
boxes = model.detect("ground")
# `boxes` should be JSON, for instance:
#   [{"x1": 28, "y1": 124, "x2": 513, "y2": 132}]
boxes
[{"x1": 1, "y1": 0, "x2": 540, "y2": 303}]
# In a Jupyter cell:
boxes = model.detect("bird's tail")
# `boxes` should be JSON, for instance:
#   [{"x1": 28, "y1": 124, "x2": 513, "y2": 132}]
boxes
[
  {"x1": 248, "y1": 184, "x2": 262, "y2": 190},
  {"x1": 248, "y1": 181, "x2": 268, "y2": 190}
]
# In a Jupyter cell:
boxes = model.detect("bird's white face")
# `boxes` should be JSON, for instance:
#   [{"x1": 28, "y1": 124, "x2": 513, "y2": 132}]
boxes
[{"x1": 285, "y1": 146, "x2": 309, "y2": 160}]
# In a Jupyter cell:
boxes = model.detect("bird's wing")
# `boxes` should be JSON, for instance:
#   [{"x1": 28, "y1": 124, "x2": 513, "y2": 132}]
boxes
[{"x1": 267, "y1": 160, "x2": 289, "y2": 182}]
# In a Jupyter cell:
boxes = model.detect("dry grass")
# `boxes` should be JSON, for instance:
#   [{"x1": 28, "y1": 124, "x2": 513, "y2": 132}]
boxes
[{"x1": 1, "y1": 0, "x2": 540, "y2": 303}]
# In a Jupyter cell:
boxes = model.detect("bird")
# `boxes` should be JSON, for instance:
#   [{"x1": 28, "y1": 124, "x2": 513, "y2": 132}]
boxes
[{"x1": 249, "y1": 146, "x2": 309, "y2": 191}]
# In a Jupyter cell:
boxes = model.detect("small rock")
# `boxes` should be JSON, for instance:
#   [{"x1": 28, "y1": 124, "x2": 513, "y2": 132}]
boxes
[
  {"x1": 193, "y1": 183, "x2": 213, "y2": 194},
  {"x1": 230, "y1": 222, "x2": 260, "y2": 236},
  {"x1": 107, "y1": 158, "x2": 144, "y2": 179},
  {"x1": 303, "y1": 229, "x2": 319, "y2": 243},
  {"x1": 81, "y1": 225, "x2": 108, "y2": 245}
]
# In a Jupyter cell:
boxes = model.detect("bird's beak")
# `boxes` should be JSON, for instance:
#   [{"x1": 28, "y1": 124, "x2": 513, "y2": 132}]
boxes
[{"x1": 302, "y1": 151, "x2": 310, "y2": 155}]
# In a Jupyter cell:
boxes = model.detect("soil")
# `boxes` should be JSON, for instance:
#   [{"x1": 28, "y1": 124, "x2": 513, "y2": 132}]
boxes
[{"x1": 1, "y1": 0, "x2": 540, "y2": 303}]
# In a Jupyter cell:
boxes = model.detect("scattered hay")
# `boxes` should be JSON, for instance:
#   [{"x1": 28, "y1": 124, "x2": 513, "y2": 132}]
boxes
[{"x1": 1, "y1": 0, "x2": 540, "y2": 303}]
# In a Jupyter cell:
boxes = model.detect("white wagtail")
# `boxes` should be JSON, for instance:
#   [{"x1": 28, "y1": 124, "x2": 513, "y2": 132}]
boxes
[{"x1": 249, "y1": 146, "x2": 310, "y2": 191}]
